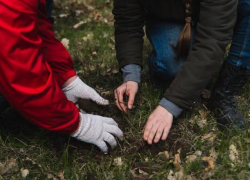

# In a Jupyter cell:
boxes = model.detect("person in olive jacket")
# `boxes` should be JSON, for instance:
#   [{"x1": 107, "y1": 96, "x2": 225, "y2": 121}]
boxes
[{"x1": 113, "y1": 0, "x2": 250, "y2": 145}]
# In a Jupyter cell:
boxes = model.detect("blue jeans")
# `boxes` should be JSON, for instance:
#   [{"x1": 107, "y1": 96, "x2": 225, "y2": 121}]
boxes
[
  {"x1": 226, "y1": 0, "x2": 250, "y2": 70},
  {"x1": 147, "y1": 22, "x2": 195, "y2": 84},
  {"x1": 147, "y1": 0, "x2": 250, "y2": 84}
]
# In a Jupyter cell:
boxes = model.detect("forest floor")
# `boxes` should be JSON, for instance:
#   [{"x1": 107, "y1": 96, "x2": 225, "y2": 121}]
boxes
[{"x1": 0, "y1": 0, "x2": 250, "y2": 179}]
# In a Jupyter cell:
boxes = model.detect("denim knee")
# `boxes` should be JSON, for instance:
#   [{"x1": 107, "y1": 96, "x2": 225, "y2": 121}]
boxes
[{"x1": 148, "y1": 52, "x2": 185, "y2": 82}]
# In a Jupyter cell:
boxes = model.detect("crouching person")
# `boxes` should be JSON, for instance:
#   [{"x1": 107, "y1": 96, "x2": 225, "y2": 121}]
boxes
[{"x1": 0, "y1": 0, "x2": 123, "y2": 154}]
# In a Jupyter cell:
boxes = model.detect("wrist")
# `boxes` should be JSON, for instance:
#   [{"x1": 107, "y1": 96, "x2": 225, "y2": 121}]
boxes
[
  {"x1": 159, "y1": 98, "x2": 183, "y2": 118},
  {"x1": 71, "y1": 113, "x2": 83, "y2": 137},
  {"x1": 121, "y1": 64, "x2": 141, "y2": 84}
]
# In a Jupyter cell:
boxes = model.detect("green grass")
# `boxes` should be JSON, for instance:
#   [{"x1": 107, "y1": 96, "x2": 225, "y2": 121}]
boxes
[{"x1": 0, "y1": 0, "x2": 250, "y2": 179}]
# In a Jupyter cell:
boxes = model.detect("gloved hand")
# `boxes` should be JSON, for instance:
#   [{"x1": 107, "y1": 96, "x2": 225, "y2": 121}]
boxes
[
  {"x1": 62, "y1": 77, "x2": 109, "y2": 105},
  {"x1": 71, "y1": 113, "x2": 124, "y2": 154}
]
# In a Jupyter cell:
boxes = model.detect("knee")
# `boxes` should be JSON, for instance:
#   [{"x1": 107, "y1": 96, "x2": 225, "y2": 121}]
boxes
[{"x1": 149, "y1": 54, "x2": 182, "y2": 80}]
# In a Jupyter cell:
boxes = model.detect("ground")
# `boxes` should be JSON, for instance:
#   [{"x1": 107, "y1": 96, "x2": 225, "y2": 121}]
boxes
[{"x1": 0, "y1": 0, "x2": 250, "y2": 179}]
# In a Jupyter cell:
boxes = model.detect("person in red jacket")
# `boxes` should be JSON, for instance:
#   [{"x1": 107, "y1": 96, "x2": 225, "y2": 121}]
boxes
[{"x1": 0, "y1": 0, "x2": 123, "y2": 154}]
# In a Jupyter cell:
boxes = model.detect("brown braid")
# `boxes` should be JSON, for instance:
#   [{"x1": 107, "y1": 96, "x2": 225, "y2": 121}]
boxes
[{"x1": 175, "y1": 0, "x2": 193, "y2": 57}]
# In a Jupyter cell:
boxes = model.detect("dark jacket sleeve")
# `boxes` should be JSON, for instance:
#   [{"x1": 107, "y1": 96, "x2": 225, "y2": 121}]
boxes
[
  {"x1": 112, "y1": 0, "x2": 145, "y2": 69},
  {"x1": 164, "y1": 0, "x2": 238, "y2": 109}
]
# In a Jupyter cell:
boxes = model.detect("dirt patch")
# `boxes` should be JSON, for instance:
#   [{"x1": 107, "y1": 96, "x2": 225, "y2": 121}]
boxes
[{"x1": 76, "y1": 97, "x2": 193, "y2": 158}]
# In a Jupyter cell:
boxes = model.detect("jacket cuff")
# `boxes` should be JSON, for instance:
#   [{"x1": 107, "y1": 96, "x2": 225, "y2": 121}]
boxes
[
  {"x1": 121, "y1": 64, "x2": 141, "y2": 84},
  {"x1": 57, "y1": 69, "x2": 76, "y2": 87},
  {"x1": 159, "y1": 98, "x2": 183, "y2": 118}
]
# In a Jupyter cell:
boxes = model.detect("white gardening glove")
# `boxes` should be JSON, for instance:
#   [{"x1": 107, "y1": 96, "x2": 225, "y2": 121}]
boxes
[
  {"x1": 71, "y1": 113, "x2": 124, "y2": 154},
  {"x1": 62, "y1": 77, "x2": 109, "y2": 105}
]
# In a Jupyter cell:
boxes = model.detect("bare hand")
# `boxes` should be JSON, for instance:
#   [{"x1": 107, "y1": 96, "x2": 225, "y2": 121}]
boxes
[
  {"x1": 114, "y1": 81, "x2": 138, "y2": 113},
  {"x1": 143, "y1": 106, "x2": 173, "y2": 144}
]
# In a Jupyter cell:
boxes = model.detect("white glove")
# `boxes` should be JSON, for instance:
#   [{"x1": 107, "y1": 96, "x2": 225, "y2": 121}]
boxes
[
  {"x1": 62, "y1": 77, "x2": 109, "y2": 105},
  {"x1": 71, "y1": 113, "x2": 124, "y2": 154}
]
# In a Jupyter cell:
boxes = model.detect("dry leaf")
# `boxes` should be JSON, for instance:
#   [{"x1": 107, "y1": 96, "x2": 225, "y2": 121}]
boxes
[
  {"x1": 113, "y1": 157, "x2": 123, "y2": 167},
  {"x1": 83, "y1": 33, "x2": 94, "y2": 42},
  {"x1": 167, "y1": 169, "x2": 184, "y2": 180},
  {"x1": 199, "y1": 110, "x2": 208, "y2": 119},
  {"x1": 92, "y1": 51, "x2": 97, "y2": 56},
  {"x1": 195, "y1": 150, "x2": 202, "y2": 156},
  {"x1": 112, "y1": 69, "x2": 119, "y2": 74},
  {"x1": 186, "y1": 155, "x2": 197, "y2": 163},
  {"x1": 167, "y1": 170, "x2": 176, "y2": 180},
  {"x1": 59, "y1": 14, "x2": 69, "y2": 18},
  {"x1": 47, "y1": 173, "x2": 57, "y2": 180},
  {"x1": 197, "y1": 119, "x2": 207, "y2": 128},
  {"x1": 83, "y1": 37, "x2": 88, "y2": 42},
  {"x1": 0, "y1": 158, "x2": 19, "y2": 175},
  {"x1": 187, "y1": 175, "x2": 197, "y2": 180},
  {"x1": 173, "y1": 151, "x2": 182, "y2": 171},
  {"x1": 229, "y1": 144, "x2": 239, "y2": 162},
  {"x1": 73, "y1": 21, "x2": 85, "y2": 29},
  {"x1": 58, "y1": 171, "x2": 65, "y2": 180},
  {"x1": 202, "y1": 156, "x2": 215, "y2": 171},
  {"x1": 201, "y1": 172, "x2": 214, "y2": 180},
  {"x1": 131, "y1": 168, "x2": 149, "y2": 180},
  {"x1": 61, "y1": 38, "x2": 69, "y2": 49},
  {"x1": 20, "y1": 168, "x2": 29, "y2": 178},
  {"x1": 175, "y1": 168, "x2": 184, "y2": 180},
  {"x1": 209, "y1": 148, "x2": 218, "y2": 160},
  {"x1": 83, "y1": 0, "x2": 95, "y2": 11},
  {"x1": 75, "y1": 10, "x2": 84, "y2": 16},
  {"x1": 100, "y1": 91, "x2": 112, "y2": 96},
  {"x1": 201, "y1": 133, "x2": 216, "y2": 143},
  {"x1": 164, "y1": 151, "x2": 170, "y2": 159},
  {"x1": 89, "y1": 65, "x2": 95, "y2": 71}
]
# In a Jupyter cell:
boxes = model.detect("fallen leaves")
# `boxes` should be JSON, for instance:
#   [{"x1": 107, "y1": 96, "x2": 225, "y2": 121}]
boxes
[
  {"x1": 173, "y1": 149, "x2": 182, "y2": 171},
  {"x1": 73, "y1": 21, "x2": 86, "y2": 29},
  {"x1": 167, "y1": 169, "x2": 184, "y2": 180},
  {"x1": 59, "y1": 14, "x2": 69, "y2": 18},
  {"x1": 61, "y1": 38, "x2": 70, "y2": 49},
  {"x1": 130, "y1": 168, "x2": 149, "y2": 180},
  {"x1": 229, "y1": 144, "x2": 239, "y2": 163},
  {"x1": 201, "y1": 148, "x2": 217, "y2": 171},
  {"x1": 0, "y1": 158, "x2": 19, "y2": 176},
  {"x1": 186, "y1": 155, "x2": 197, "y2": 163},
  {"x1": 20, "y1": 168, "x2": 29, "y2": 178},
  {"x1": 199, "y1": 110, "x2": 208, "y2": 120},
  {"x1": 167, "y1": 149, "x2": 185, "y2": 180},
  {"x1": 202, "y1": 156, "x2": 215, "y2": 171},
  {"x1": 113, "y1": 157, "x2": 123, "y2": 167},
  {"x1": 82, "y1": 32, "x2": 94, "y2": 42},
  {"x1": 201, "y1": 133, "x2": 216, "y2": 143},
  {"x1": 83, "y1": 0, "x2": 95, "y2": 11}
]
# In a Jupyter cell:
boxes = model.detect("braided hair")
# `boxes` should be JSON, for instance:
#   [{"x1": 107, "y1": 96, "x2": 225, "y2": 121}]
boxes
[{"x1": 176, "y1": 0, "x2": 192, "y2": 57}]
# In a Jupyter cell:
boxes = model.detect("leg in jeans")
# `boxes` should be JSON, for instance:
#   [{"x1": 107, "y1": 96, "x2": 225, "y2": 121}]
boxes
[
  {"x1": 226, "y1": 0, "x2": 250, "y2": 70},
  {"x1": 208, "y1": 0, "x2": 250, "y2": 130},
  {"x1": 146, "y1": 21, "x2": 195, "y2": 86}
]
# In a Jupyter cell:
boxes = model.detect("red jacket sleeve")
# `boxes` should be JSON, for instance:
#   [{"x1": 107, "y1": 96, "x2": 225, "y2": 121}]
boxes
[
  {"x1": 0, "y1": 0, "x2": 79, "y2": 134},
  {"x1": 36, "y1": 2, "x2": 76, "y2": 87}
]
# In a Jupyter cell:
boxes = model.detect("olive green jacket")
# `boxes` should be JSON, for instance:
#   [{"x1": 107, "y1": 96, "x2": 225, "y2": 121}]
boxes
[{"x1": 113, "y1": 0, "x2": 237, "y2": 109}]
